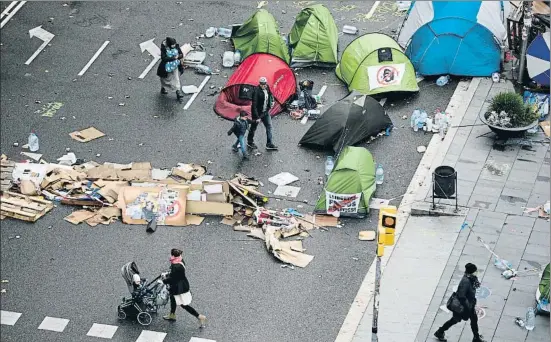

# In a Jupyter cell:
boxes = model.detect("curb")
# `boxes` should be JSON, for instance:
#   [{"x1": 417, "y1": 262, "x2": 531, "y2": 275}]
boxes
[{"x1": 334, "y1": 78, "x2": 482, "y2": 342}]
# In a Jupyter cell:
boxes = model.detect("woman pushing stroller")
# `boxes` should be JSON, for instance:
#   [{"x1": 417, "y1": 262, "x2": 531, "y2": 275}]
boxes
[{"x1": 162, "y1": 248, "x2": 207, "y2": 328}]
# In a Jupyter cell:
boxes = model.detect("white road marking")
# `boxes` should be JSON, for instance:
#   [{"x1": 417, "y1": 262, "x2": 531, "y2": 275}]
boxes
[
  {"x1": 365, "y1": 1, "x2": 380, "y2": 19},
  {"x1": 184, "y1": 75, "x2": 211, "y2": 110},
  {"x1": 0, "y1": 310, "x2": 22, "y2": 326},
  {"x1": 25, "y1": 26, "x2": 54, "y2": 65},
  {"x1": 37, "y1": 316, "x2": 69, "y2": 332},
  {"x1": 135, "y1": 330, "x2": 166, "y2": 342},
  {"x1": 189, "y1": 338, "x2": 217, "y2": 342},
  {"x1": 87, "y1": 323, "x2": 118, "y2": 339},
  {"x1": 1, "y1": 1, "x2": 19, "y2": 19},
  {"x1": 0, "y1": 1, "x2": 26, "y2": 29},
  {"x1": 138, "y1": 38, "x2": 161, "y2": 79},
  {"x1": 78, "y1": 40, "x2": 110, "y2": 76}
]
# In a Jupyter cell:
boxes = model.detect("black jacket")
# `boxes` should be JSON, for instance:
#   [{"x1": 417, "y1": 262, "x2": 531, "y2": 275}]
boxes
[
  {"x1": 156, "y1": 42, "x2": 184, "y2": 78},
  {"x1": 251, "y1": 85, "x2": 274, "y2": 120},
  {"x1": 455, "y1": 274, "x2": 477, "y2": 319},
  {"x1": 227, "y1": 117, "x2": 249, "y2": 137},
  {"x1": 162, "y1": 263, "x2": 190, "y2": 295}
]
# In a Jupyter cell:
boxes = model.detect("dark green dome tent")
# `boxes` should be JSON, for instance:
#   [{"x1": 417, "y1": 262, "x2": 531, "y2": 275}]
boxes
[
  {"x1": 288, "y1": 4, "x2": 339, "y2": 68},
  {"x1": 232, "y1": 9, "x2": 290, "y2": 64},
  {"x1": 335, "y1": 33, "x2": 419, "y2": 96},
  {"x1": 314, "y1": 146, "x2": 376, "y2": 218}
]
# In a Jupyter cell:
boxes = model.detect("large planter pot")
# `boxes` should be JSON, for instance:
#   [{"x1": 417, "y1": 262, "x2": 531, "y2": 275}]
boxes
[{"x1": 479, "y1": 112, "x2": 539, "y2": 139}]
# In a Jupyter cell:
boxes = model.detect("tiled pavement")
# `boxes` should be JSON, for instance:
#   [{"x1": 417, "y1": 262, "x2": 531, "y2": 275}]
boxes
[{"x1": 351, "y1": 78, "x2": 550, "y2": 342}]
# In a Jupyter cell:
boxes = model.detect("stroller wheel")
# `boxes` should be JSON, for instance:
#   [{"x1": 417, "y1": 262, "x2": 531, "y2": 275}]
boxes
[
  {"x1": 137, "y1": 312, "x2": 152, "y2": 326},
  {"x1": 117, "y1": 307, "x2": 127, "y2": 320}
]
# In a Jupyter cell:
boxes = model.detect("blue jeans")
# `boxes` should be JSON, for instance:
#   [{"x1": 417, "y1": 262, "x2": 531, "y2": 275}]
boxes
[
  {"x1": 247, "y1": 112, "x2": 273, "y2": 146},
  {"x1": 232, "y1": 135, "x2": 247, "y2": 156}
]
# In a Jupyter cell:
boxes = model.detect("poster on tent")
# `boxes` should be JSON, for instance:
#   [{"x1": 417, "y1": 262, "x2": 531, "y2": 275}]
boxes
[
  {"x1": 368, "y1": 63, "x2": 406, "y2": 91},
  {"x1": 326, "y1": 191, "x2": 362, "y2": 214}
]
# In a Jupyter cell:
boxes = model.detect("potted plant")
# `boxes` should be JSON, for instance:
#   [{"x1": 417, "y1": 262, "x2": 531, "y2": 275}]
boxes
[{"x1": 480, "y1": 92, "x2": 539, "y2": 138}]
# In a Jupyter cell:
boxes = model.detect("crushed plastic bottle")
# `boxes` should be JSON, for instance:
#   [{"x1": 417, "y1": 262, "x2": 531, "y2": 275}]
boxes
[
  {"x1": 494, "y1": 257, "x2": 512, "y2": 271},
  {"x1": 417, "y1": 110, "x2": 428, "y2": 130},
  {"x1": 194, "y1": 65, "x2": 212, "y2": 75},
  {"x1": 525, "y1": 307, "x2": 535, "y2": 331},
  {"x1": 222, "y1": 51, "x2": 234, "y2": 68},
  {"x1": 205, "y1": 27, "x2": 216, "y2": 38},
  {"x1": 343, "y1": 25, "x2": 358, "y2": 35},
  {"x1": 28, "y1": 131, "x2": 39, "y2": 152},
  {"x1": 410, "y1": 109, "x2": 420, "y2": 128},
  {"x1": 218, "y1": 27, "x2": 232, "y2": 38},
  {"x1": 325, "y1": 156, "x2": 334, "y2": 176},
  {"x1": 375, "y1": 164, "x2": 384, "y2": 185},
  {"x1": 233, "y1": 50, "x2": 242, "y2": 65},
  {"x1": 436, "y1": 75, "x2": 450, "y2": 86}
]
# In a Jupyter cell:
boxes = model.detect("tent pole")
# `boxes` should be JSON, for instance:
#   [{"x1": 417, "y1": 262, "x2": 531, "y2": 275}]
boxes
[{"x1": 518, "y1": 1, "x2": 533, "y2": 85}]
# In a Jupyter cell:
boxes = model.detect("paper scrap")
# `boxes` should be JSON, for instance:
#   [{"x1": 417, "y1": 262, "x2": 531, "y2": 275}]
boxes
[
  {"x1": 182, "y1": 85, "x2": 199, "y2": 94},
  {"x1": 220, "y1": 217, "x2": 236, "y2": 226},
  {"x1": 540, "y1": 121, "x2": 550, "y2": 137},
  {"x1": 151, "y1": 168, "x2": 171, "y2": 180},
  {"x1": 69, "y1": 127, "x2": 105, "y2": 142},
  {"x1": 20, "y1": 152, "x2": 43, "y2": 161},
  {"x1": 57, "y1": 152, "x2": 77, "y2": 166},
  {"x1": 359, "y1": 230, "x2": 376, "y2": 241},
  {"x1": 369, "y1": 198, "x2": 391, "y2": 210},
  {"x1": 185, "y1": 215, "x2": 204, "y2": 225},
  {"x1": 247, "y1": 228, "x2": 265, "y2": 240},
  {"x1": 204, "y1": 183, "x2": 223, "y2": 194},
  {"x1": 234, "y1": 225, "x2": 252, "y2": 232},
  {"x1": 268, "y1": 172, "x2": 298, "y2": 186},
  {"x1": 64, "y1": 210, "x2": 97, "y2": 224},
  {"x1": 273, "y1": 185, "x2": 301, "y2": 198}
]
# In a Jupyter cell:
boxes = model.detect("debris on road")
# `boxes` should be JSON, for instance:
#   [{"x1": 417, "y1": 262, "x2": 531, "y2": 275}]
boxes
[
  {"x1": 417, "y1": 145, "x2": 427, "y2": 153},
  {"x1": 268, "y1": 172, "x2": 299, "y2": 186},
  {"x1": 69, "y1": 127, "x2": 105, "y2": 143},
  {"x1": 0, "y1": 191, "x2": 54, "y2": 222},
  {"x1": 358, "y1": 230, "x2": 375, "y2": 241},
  {"x1": 273, "y1": 185, "x2": 301, "y2": 198}
]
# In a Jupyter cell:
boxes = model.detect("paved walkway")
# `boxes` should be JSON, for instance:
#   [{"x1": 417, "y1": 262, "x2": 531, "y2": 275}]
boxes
[{"x1": 349, "y1": 78, "x2": 550, "y2": 342}]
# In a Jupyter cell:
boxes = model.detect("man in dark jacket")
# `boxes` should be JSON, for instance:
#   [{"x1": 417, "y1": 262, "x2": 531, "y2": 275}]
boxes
[
  {"x1": 227, "y1": 110, "x2": 250, "y2": 159},
  {"x1": 434, "y1": 263, "x2": 486, "y2": 342},
  {"x1": 156, "y1": 37, "x2": 185, "y2": 102},
  {"x1": 248, "y1": 77, "x2": 278, "y2": 150}
]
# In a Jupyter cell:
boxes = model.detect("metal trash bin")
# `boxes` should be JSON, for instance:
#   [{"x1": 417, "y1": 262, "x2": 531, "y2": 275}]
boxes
[{"x1": 432, "y1": 165, "x2": 458, "y2": 210}]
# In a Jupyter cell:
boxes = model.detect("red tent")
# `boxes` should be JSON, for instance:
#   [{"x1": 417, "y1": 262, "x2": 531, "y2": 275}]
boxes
[{"x1": 214, "y1": 53, "x2": 297, "y2": 120}]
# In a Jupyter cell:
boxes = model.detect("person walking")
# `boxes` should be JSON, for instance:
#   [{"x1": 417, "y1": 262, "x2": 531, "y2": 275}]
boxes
[
  {"x1": 227, "y1": 110, "x2": 249, "y2": 159},
  {"x1": 157, "y1": 37, "x2": 185, "y2": 103},
  {"x1": 434, "y1": 263, "x2": 485, "y2": 342},
  {"x1": 248, "y1": 77, "x2": 278, "y2": 151},
  {"x1": 162, "y1": 248, "x2": 207, "y2": 327}
]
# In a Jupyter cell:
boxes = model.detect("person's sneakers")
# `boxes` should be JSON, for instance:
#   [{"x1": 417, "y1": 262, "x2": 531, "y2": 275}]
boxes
[
  {"x1": 266, "y1": 143, "x2": 279, "y2": 150},
  {"x1": 433, "y1": 329, "x2": 447, "y2": 341},
  {"x1": 232, "y1": 146, "x2": 239, "y2": 152},
  {"x1": 472, "y1": 335, "x2": 486, "y2": 342},
  {"x1": 176, "y1": 90, "x2": 184, "y2": 103},
  {"x1": 161, "y1": 87, "x2": 168, "y2": 95},
  {"x1": 163, "y1": 313, "x2": 176, "y2": 321},
  {"x1": 198, "y1": 314, "x2": 207, "y2": 328},
  {"x1": 247, "y1": 142, "x2": 258, "y2": 149},
  {"x1": 242, "y1": 154, "x2": 249, "y2": 160}
]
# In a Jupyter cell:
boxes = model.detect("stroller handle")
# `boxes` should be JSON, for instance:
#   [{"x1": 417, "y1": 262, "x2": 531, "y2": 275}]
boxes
[{"x1": 145, "y1": 274, "x2": 162, "y2": 287}]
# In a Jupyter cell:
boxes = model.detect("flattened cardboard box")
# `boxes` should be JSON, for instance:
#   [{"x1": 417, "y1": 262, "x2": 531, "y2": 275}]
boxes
[{"x1": 118, "y1": 186, "x2": 188, "y2": 226}]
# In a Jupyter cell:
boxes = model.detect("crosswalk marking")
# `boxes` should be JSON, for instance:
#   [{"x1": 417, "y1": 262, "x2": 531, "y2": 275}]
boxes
[
  {"x1": 189, "y1": 338, "x2": 217, "y2": 342},
  {"x1": 1, "y1": 1, "x2": 19, "y2": 19},
  {"x1": 0, "y1": 310, "x2": 22, "y2": 326},
  {"x1": 38, "y1": 316, "x2": 69, "y2": 332},
  {"x1": 87, "y1": 323, "x2": 118, "y2": 339},
  {"x1": 135, "y1": 330, "x2": 166, "y2": 342}
]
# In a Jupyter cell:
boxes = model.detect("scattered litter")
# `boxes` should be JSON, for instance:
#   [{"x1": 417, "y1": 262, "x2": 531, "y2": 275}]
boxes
[
  {"x1": 222, "y1": 51, "x2": 235, "y2": 67},
  {"x1": 12, "y1": 142, "x2": 18, "y2": 147},
  {"x1": 369, "y1": 198, "x2": 390, "y2": 209},
  {"x1": 118, "y1": 103, "x2": 125, "y2": 106},
  {"x1": 436, "y1": 75, "x2": 450, "y2": 86},
  {"x1": 257, "y1": 0, "x2": 268, "y2": 9},
  {"x1": 515, "y1": 317, "x2": 525, "y2": 328},
  {"x1": 205, "y1": 27, "x2": 216, "y2": 38},
  {"x1": 269, "y1": 172, "x2": 299, "y2": 186},
  {"x1": 57, "y1": 152, "x2": 77, "y2": 166},
  {"x1": 96, "y1": 154, "x2": 101, "y2": 157},
  {"x1": 273, "y1": 185, "x2": 301, "y2": 198},
  {"x1": 0, "y1": 191, "x2": 54, "y2": 222},
  {"x1": 396, "y1": 1, "x2": 411, "y2": 11},
  {"x1": 280, "y1": 264, "x2": 294, "y2": 269},
  {"x1": 343, "y1": 25, "x2": 358, "y2": 35},
  {"x1": 182, "y1": 85, "x2": 199, "y2": 94},
  {"x1": 352, "y1": 257, "x2": 359, "y2": 261},
  {"x1": 359, "y1": 230, "x2": 375, "y2": 241},
  {"x1": 20, "y1": 152, "x2": 43, "y2": 162},
  {"x1": 417, "y1": 145, "x2": 427, "y2": 153},
  {"x1": 69, "y1": 127, "x2": 105, "y2": 143}
]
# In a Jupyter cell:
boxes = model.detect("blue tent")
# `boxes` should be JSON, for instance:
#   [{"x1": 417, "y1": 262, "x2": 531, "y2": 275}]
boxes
[{"x1": 397, "y1": 1, "x2": 510, "y2": 76}]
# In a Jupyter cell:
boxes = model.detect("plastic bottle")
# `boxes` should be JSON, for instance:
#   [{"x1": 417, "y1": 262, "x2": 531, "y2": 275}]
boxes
[
  {"x1": 233, "y1": 50, "x2": 241, "y2": 65},
  {"x1": 325, "y1": 156, "x2": 334, "y2": 176},
  {"x1": 425, "y1": 117, "x2": 433, "y2": 132},
  {"x1": 222, "y1": 51, "x2": 234, "y2": 68},
  {"x1": 525, "y1": 307, "x2": 535, "y2": 330},
  {"x1": 28, "y1": 131, "x2": 39, "y2": 152},
  {"x1": 194, "y1": 65, "x2": 212, "y2": 75},
  {"x1": 343, "y1": 25, "x2": 358, "y2": 35},
  {"x1": 417, "y1": 110, "x2": 428, "y2": 130},
  {"x1": 436, "y1": 75, "x2": 450, "y2": 86},
  {"x1": 375, "y1": 164, "x2": 384, "y2": 185},
  {"x1": 410, "y1": 109, "x2": 420, "y2": 128},
  {"x1": 218, "y1": 27, "x2": 232, "y2": 38}
]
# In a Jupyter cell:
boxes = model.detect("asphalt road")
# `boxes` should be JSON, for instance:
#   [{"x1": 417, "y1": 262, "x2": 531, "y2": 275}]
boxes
[{"x1": 0, "y1": 2, "x2": 458, "y2": 342}]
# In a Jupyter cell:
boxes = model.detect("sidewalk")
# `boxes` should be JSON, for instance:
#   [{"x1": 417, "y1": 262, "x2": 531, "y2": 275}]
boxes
[{"x1": 347, "y1": 78, "x2": 550, "y2": 342}]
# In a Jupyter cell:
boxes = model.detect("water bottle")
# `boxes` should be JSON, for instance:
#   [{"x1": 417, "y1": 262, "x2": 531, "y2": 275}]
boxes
[
  {"x1": 417, "y1": 110, "x2": 427, "y2": 130},
  {"x1": 218, "y1": 27, "x2": 232, "y2": 38},
  {"x1": 343, "y1": 25, "x2": 358, "y2": 35},
  {"x1": 233, "y1": 50, "x2": 241, "y2": 65},
  {"x1": 325, "y1": 156, "x2": 334, "y2": 176},
  {"x1": 375, "y1": 164, "x2": 384, "y2": 185},
  {"x1": 194, "y1": 65, "x2": 212, "y2": 75},
  {"x1": 28, "y1": 131, "x2": 39, "y2": 152},
  {"x1": 410, "y1": 109, "x2": 420, "y2": 128},
  {"x1": 525, "y1": 307, "x2": 535, "y2": 330},
  {"x1": 222, "y1": 51, "x2": 235, "y2": 68},
  {"x1": 436, "y1": 75, "x2": 450, "y2": 86}
]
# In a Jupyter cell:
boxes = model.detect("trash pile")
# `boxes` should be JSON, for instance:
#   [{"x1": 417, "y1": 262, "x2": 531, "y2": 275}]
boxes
[
  {"x1": 410, "y1": 108, "x2": 450, "y2": 139},
  {"x1": 289, "y1": 81, "x2": 326, "y2": 124}
]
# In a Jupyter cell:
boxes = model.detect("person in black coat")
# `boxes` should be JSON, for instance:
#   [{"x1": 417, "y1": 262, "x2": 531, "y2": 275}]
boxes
[
  {"x1": 162, "y1": 248, "x2": 206, "y2": 327},
  {"x1": 434, "y1": 263, "x2": 486, "y2": 342},
  {"x1": 248, "y1": 77, "x2": 278, "y2": 150},
  {"x1": 156, "y1": 37, "x2": 185, "y2": 103},
  {"x1": 227, "y1": 110, "x2": 250, "y2": 159}
]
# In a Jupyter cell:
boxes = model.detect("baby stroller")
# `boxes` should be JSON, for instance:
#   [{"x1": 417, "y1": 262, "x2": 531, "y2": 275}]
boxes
[{"x1": 117, "y1": 262, "x2": 170, "y2": 325}]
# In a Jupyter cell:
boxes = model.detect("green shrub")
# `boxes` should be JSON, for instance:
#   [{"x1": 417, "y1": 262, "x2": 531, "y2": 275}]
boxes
[{"x1": 485, "y1": 92, "x2": 538, "y2": 127}]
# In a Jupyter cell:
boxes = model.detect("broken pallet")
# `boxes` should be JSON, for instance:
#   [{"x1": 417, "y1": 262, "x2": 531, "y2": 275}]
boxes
[
  {"x1": 0, "y1": 191, "x2": 54, "y2": 222},
  {"x1": 0, "y1": 159, "x2": 14, "y2": 191}
]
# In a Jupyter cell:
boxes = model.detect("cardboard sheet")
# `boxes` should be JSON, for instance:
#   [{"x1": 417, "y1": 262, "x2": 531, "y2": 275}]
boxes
[
  {"x1": 64, "y1": 210, "x2": 97, "y2": 224},
  {"x1": 314, "y1": 215, "x2": 339, "y2": 227},
  {"x1": 185, "y1": 215, "x2": 204, "y2": 225},
  {"x1": 273, "y1": 185, "x2": 301, "y2": 198},
  {"x1": 268, "y1": 172, "x2": 298, "y2": 186},
  {"x1": 69, "y1": 127, "x2": 105, "y2": 142},
  {"x1": 118, "y1": 186, "x2": 188, "y2": 226},
  {"x1": 540, "y1": 121, "x2": 550, "y2": 138},
  {"x1": 359, "y1": 230, "x2": 376, "y2": 241},
  {"x1": 233, "y1": 225, "x2": 252, "y2": 232},
  {"x1": 220, "y1": 217, "x2": 237, "y2": 226}
]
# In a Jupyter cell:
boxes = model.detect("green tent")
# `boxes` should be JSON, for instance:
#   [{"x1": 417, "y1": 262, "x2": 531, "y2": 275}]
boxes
[
  {"x1": 232, "y1": 9, "x2": 290, "y2": 64},
  {"x1": 288, "y1": 4, "x2": 339, "y2": 68},
  {"x1": 335, "y1": 33, "x2": 419, "y2": 96},
  {"x1": 315, "y1": 146, "x2": 376, "y2": 218}
]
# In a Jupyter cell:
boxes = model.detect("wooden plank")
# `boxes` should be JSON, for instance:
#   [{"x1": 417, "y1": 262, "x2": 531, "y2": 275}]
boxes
[
  {"x1": 1, "y1": 197, "x2": 45, "y2": 211},
  {"x1": 0, "y1": 205, "x2": 36, "y2": 217},
  {"x1": 4, "y1": 191, "x2": 51, "y2": 204}
]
